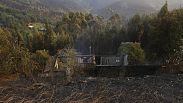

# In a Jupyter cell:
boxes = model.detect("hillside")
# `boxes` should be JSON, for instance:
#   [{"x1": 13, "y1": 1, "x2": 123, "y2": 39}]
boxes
[
  {"x1": 0, "y1": 0, "x2": 63, "y2": 27},
  {"x1": 0, "y1": 0, "x2": 46, "y2": 28},
  {"x1": 0, "y1": 0, "x2": 84, "y2": 12},
  {"x1": 74, "y1": 0, "x2": 183, "y2": 18},
  {"x1": 0, "y1": 0, "x2": 46, "y2": 11},
  {"x1": 74, "y1": 0, "x2": 120, "y2": 11},
  {"x1": 1, "y1": 0, "x2": 183, "y2": 19},
  {"x1": 94, "y1": 0, "x2": 156, "y2": 18},
  {"x1": 40, "y1": 0, "x2": 84, "y2": 12}
]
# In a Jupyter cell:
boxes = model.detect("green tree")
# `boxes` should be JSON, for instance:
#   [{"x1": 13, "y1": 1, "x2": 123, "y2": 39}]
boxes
[
  {"x1": 144, "y1": 12, "x2": 183, "y2": 63},
  {"x1": 158, "y1": 1, "x2": 168, "y2": 18},
  {"x1": 0, "y1": 28, "x2": 38, "y2": 76},
  {"x1": 32, "y1": 30, "x2": 44, "y2": 52},
  {"x1": 118, "y1": 42, "x2": 145, "y2": 64},
  {"x1": 0, "y1": 28, "x2": 14, "y2": 73},
  {"x1": 127, "y1": 14, "x2": 144, "y2": 42},
  {"x1": 44, "y1": 22, "x2": 56, "y2": 55},
  {"x1": 56, "y1": 30, "x2": 72, "y2": 50},
  {"x1": 32, "y1": 50, "x2": 49, "y2": 74}
]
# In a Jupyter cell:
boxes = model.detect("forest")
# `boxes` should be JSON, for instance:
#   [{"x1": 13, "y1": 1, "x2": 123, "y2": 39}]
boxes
[{"x1": 0, "y1": 2, "x2": 183, "y2": 76}]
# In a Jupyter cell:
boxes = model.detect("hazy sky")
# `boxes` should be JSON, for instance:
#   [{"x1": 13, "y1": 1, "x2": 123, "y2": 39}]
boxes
[
  {"x1": 147, "y1": 0, "x2": 183, "y2": 10},
  {"x1": 75, "y1": 0, "x2": 183, "y2": 10}
]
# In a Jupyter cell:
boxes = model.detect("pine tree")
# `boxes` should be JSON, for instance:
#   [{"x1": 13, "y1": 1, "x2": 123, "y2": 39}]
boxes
[{"x1": 158, "y1": 1, "x2": 168, "y2": 18}]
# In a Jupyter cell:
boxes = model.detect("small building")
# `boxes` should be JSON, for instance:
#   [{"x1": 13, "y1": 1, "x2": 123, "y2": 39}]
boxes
[
  {"x1": 41, "y1": 50, "x2": 129, "y2": 83},
  {"x1": 75, "y1": 54, "x2": 129, "y2": 67},
  {"x1": 76, "y1": 55, "x2": 96, "y2": 64},
  {"x1": 95, "y1": 53, "x2": 128, "y2": 67}
]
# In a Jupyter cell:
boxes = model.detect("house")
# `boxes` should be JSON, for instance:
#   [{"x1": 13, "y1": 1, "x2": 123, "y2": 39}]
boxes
[
  {"x1": 40, "y1": 49, "x2": 129, "y2": 83},
  {"x1": 95, "y1": 54, "x2": 128, "y2": 67},
  {"x1": 76, "y1": 55, "x2": 96, "y2": 64}
]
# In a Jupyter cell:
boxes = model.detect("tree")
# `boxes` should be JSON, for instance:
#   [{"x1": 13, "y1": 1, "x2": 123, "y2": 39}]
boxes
[
  {"x1": 144, "y1": 12, "x2": 183, "y2": 63},
  {"x1": 56, "y1": 30, "x2": 72, "y2": 50},
  {"x1": 118, "y1": 42, "x2": 145, "y2": 65},
  {"x1": 0, "y1": 28, "x2": 38, "y2": 76},
  {"x1": 140, "y1": 15, "x2": 153, "y2": 49},
  {"x1": 108, "y1": 14, "x2": 122, "y2": 31},
  {"x1": 0, "y1": 28, "x2": 14, "y2": 73},
  {"x1": 127, "y1": 14, "x2": 144, "y2": 42},
  {"x1": 158, "y1": 1, "x2": 168, "y2": 18},
  {"x1": 32, "y1": 30, "x2": 44, "y2": 52},
  {"x1": 32, "y1": 50, "x2": 49, "y2": 74},
  {"x1": 44, "y1": 22, "x2": 56, "y2": 55}
]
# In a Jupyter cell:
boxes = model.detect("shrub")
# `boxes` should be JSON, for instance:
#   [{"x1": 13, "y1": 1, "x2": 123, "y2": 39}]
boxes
[
  {"x1": 0, "y1": 28, "x2": 43, "y2": 77},
  {"x1": 32, "y1": 50, "x2": 49, "y2": 73},
  {"x1": 118, "y1": 42, "x2": 145, "y2": 65},
  {"x1": 57, "y1": 48, "x2": 77, "y2": 68}
]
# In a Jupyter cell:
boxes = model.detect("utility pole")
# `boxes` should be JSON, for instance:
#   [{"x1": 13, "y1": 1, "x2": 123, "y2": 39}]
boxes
[{"x1": 89, "y1": 46, "x2": 92, "y2": 55}]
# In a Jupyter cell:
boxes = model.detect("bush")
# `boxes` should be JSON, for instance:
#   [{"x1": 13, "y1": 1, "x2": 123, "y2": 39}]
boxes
[
  {"x1": 0, "y1": 28, "x2": 44, "y2": 77},
  {"x1": 57, "y1": 48, "x2": 77, "y2": 68},
  {"x1": 32, "y1": 50, "x2": 49, "y2": 73},
  {"x1": 0, "y1": 28, "x2": 15, "y2": 74},
  {"x1": 118, "y1": 42, "x2": 145, "y2": 65}
]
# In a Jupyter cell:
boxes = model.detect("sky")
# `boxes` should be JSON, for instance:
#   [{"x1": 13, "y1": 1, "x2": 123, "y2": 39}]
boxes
[
  {"x1": 147, "y1": 0, "x2": 183, "y2": 10},
  {"x1": 74, "y1": 0, "x2": 183, "y2": 10}
]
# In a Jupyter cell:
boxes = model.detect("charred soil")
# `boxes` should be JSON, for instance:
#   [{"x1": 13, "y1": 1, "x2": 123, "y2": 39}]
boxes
[{"x1": 0, "y1": 74, "x2": 183, "y2": 103}]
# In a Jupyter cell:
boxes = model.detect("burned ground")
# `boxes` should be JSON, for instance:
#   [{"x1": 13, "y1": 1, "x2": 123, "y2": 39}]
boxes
[{"x1": 0, "y1": 74, "x2": 183, "y2": 103}]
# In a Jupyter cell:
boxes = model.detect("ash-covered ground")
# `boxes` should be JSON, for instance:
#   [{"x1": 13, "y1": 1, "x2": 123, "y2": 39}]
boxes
[{"x1": 0, "y1": 74, "x2": 183, "y2": 103}]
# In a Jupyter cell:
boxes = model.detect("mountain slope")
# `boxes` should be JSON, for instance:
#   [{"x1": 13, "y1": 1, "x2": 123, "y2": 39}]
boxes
[
  {"x1": 39, "y1": 0, "x2": 85, "y2": 12},
  {"x1": 94, "y1": 0, "x2": 156, "y2": 18},
  {"x1": 0, "y1": 0, "x2": 85, "y2": 24},
  {"x1": 1, "y1": 0, "x2": 183, "y2": 19},
  {"x1": 74, "y1": 0, "x2": 183, "y2": 18},
  {"x1": 74, "y1": 0, "x2": 120, "y2": 11},
  {"x1": 0, "y1": 0, "x2": 85, "y2": 12}
]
